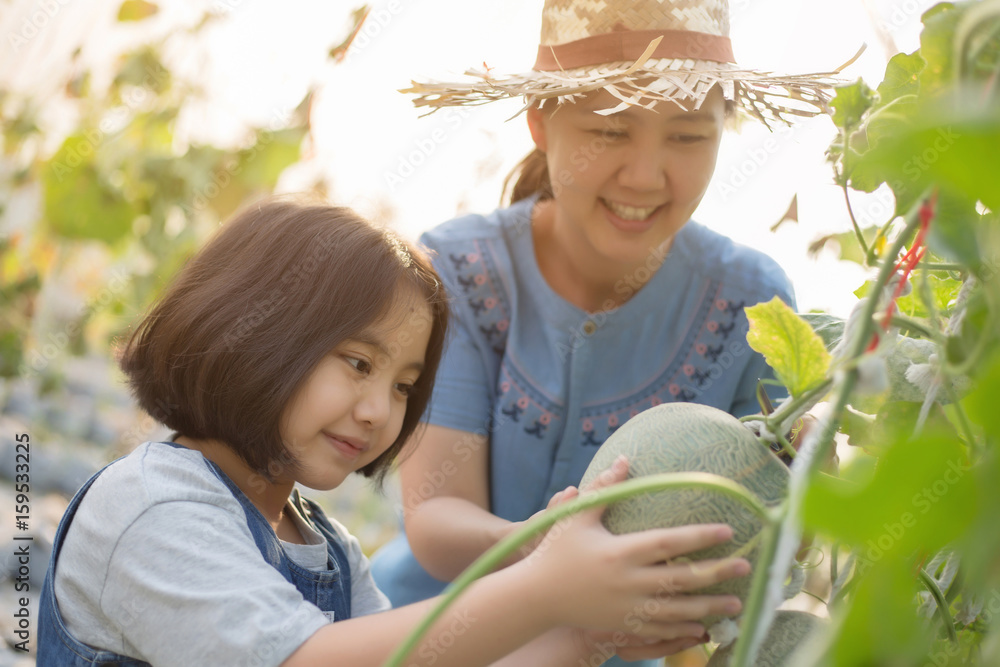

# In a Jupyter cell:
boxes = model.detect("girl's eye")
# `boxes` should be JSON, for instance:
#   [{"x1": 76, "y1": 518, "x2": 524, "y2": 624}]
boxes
[
  {"x1": 394, "y1": 382, "x2": 416, "y2": 398},
  {"x1": 345, "y1": 356, "x2": 372, "y2": 375}
]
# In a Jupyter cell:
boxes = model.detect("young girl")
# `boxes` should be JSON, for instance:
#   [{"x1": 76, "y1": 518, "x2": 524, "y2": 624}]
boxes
[
  {"x1": 38, "y1": 199, "x2": 750, "y2": 666},
  {"x1": 372, "y1": 0, "x2": 841, "y2": 663}
]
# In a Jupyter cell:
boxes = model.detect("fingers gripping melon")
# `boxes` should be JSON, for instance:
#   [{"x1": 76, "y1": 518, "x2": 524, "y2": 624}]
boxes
[
  {"x1": 705, "y1": 610, "x2": 824, "y2": 666},
  {"x1": 579, "y1": 403, "x2": 789, "y2": 629}
]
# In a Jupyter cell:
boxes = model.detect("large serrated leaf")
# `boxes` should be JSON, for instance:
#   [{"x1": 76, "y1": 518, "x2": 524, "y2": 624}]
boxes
[{"x1": 746, "y1": 297, "x2": 832, "y2": 397}]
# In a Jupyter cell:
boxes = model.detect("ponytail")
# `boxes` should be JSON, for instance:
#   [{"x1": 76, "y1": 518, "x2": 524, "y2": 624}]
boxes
[{"x1": 502, "y1": 148, "x2": 552, "y2": 206}]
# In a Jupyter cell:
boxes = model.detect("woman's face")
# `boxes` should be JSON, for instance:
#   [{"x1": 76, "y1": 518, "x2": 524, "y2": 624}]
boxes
[{"x1": 527, "y1": 86, "x2": 726, "y2": 266}]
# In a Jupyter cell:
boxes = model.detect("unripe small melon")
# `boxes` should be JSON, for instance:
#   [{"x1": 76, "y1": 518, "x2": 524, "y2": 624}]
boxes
[
  {"x1": 579, "y1": 403, "x2": 789, "y2": 628},
  {"x1": 705, "y1": 610, "x2": 825, "y2": 666}
]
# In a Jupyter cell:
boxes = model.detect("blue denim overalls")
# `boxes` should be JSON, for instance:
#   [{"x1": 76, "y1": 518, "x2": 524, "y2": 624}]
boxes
[{"x1": 38, "y1": 442, "x2": 352, "y2": 665}]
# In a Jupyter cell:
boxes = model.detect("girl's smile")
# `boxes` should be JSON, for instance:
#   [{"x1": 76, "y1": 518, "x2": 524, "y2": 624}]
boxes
[{"x1": 321, "y1": 431, "x2": 369, "y2": 461}]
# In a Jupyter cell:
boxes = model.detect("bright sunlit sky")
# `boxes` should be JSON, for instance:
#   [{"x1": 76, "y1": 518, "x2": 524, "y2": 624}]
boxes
[{"x1": 3, "y1": 0, "x2": 940, "y2": 317}]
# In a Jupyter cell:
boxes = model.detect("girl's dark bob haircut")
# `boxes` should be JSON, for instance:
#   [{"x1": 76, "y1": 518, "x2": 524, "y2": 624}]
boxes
[{"x1": 119, "y1": 198, "x2": 449, "y2": 487}]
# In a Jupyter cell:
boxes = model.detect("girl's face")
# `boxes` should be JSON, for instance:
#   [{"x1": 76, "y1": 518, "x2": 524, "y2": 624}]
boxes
[
  {"x1": 527, "y1": 86, "x2": 726, "y2": 266},
  {"x1": 279, "y1": 293, "x2": 432, "y2": 491}
]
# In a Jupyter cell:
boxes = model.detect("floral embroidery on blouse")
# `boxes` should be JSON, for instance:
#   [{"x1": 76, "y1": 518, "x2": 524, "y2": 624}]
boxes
[
  {"x1": 448, "y1": 242, "x2": 510, "y2": 359},
  {"x1": 496, "y1": 363, "x2": 561, "y2": 440},
  {"x1": 577, "y1": 288, "x2": 749, "y2": 447}
]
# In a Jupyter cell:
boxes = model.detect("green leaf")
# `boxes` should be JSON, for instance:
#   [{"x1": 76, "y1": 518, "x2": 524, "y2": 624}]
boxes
[
  {"x1": 42, "y1": 134, "x2": 138, "y2": 244},
  {"x1": 745, "y1": 297, "x2": 833, "y2": 396},
  {"x1": 918, "y1": 2, "x2": 962, "y2": 99},
  {"x1": 808, "y1": 227, "x2": 881, "y2": 266},
  {"x1": 803, "y1": 423, "x2": 976, "y2": 557},
  {"x1": 113, "y1": 47, "x2": 170, "y2": 94},
  {"x1": 831, "y1": 79, "x2": 876, "y2": 131},
  {"x1": 117, "y1": 0, "x2": 159, "y2": 22},
  {"x1": 926, "y1": 188, "x2": 983, "y2": 268},
  {"x1": 799, "y1": 312, "x2": 845, "y2": 352},
  {"x1": 876, "y1": 51, "x2": 925, "y2": 104},
  {"x1": 828, "y1": 560, "x2": 935, "y2": 666}
]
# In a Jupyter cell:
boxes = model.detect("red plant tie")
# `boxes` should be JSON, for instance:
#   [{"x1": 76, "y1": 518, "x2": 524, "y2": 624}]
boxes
[{"x1": 866, "y1": 191, "x2": 938, "y2": 352}]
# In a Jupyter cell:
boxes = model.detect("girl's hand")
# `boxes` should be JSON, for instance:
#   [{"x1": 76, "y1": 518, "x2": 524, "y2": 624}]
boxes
[
  {"x1": 573, "y1": 628, "x2": 708, "y2": 664},
  {"x1": 517, "y1": 455, "x2": 750, "y2": 641},
  {"x1": 503, "y1": 484, "x2": 583, "y2": 564}
]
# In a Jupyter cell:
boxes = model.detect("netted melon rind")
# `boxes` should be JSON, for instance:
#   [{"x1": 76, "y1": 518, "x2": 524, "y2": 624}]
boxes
[
  {"x1": 579, "y1": 403, "x2": 789, "y2": 627},
  {"x1": 705, "y1": 610, "x2": 825, "y2": 666}
]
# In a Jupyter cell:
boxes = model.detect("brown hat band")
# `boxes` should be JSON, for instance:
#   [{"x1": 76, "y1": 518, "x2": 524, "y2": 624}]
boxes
[{"x1": 534, "y1": 29, "x2": 735, "y2": 71}]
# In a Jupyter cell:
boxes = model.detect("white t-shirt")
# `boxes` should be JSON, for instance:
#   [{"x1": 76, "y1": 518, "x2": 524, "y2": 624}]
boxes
[{"x1": 53, "y1": 442, "x2": 390, "y2": 667}]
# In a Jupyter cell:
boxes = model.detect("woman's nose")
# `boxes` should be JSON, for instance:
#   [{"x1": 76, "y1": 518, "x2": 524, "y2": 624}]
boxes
[{"x1": 617, "y1": 142, "x2": 668, "y2": 192}]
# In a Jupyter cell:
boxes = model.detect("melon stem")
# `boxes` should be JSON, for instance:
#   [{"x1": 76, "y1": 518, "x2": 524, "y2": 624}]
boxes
[{"x1": 383, "y1": 472, "x2": 771, "y2": 667}]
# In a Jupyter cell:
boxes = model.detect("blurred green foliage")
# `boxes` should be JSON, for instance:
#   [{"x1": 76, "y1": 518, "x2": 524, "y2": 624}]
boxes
[
  {"x1": 0, "y1": 2, "x2": 373, "y2": 386},
  {"x1": 744, "y1": 1, "x2": 1000, "y2": 664}
]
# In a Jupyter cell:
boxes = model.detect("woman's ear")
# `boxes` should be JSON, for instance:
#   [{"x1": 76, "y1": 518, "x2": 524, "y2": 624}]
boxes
[{"x1": 526, "y1": 105, "x2": 548, "y2": 153}]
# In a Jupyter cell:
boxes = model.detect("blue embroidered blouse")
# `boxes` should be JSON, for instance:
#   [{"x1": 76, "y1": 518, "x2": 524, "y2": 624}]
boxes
[
  {"x1": 418, "y1": 196, "x2": 794, "y2": 521},
  {"x1": 371, "y1": 196, "x2": 794, "y2": 614}
]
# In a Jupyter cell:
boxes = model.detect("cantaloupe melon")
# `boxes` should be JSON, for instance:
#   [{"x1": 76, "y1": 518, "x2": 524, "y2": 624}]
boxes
[
  {"x1": 705, "y1": 610, "x2": 825, "y2": 666},
  {"x1": 579, "y1": 402, "x2": 789, "y2": 628}
]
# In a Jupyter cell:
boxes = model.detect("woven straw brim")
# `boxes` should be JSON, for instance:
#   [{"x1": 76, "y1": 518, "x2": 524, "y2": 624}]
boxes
[{"x1": 404, "y1": 52, "x2": 860, "y2": 127}]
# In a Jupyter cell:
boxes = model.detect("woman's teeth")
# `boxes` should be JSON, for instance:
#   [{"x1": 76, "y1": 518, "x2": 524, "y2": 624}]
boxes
[{"x1": 603, "y1": 199, "x2": 659, "y2": 221}]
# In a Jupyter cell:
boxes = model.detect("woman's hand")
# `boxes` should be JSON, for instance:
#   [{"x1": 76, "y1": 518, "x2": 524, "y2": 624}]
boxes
[{"x1": 513, "y1": 455, "x2": 750, "y2": 643}]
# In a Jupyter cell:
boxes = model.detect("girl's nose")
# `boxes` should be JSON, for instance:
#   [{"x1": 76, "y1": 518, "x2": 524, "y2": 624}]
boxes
[
  {"x1": 354, "y1": 385, "x2": 392, "y2": 429},
  {"x1": 617, "y1": 142, "x2": 668, "y2": 192}
]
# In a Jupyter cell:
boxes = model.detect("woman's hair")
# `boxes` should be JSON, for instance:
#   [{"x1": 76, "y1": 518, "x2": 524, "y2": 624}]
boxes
[
  {"x1": 119, "y1": 198, "x2": 449, "y2": 487},
  {"x1": 502, "y1": 92, "x2": 738, "y2": 206}
]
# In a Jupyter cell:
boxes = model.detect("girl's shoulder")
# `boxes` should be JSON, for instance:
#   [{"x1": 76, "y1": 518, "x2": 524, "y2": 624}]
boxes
[{"x1": 80, "y1": 442, "x2": 244, "y2": 526}]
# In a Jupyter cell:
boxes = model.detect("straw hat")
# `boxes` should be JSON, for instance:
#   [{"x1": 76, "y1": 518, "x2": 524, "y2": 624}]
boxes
[{"x1": 404, "y1": 0, "x2": 862, "y2": 126}]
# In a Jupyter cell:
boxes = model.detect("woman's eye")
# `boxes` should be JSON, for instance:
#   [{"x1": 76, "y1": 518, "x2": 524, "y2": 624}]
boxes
[
  {"x1": 345, "y1": 356, "x2": 372, "y2": 374},
  {"x1": 394, "y1": 383, "x2": 416, "y2": 398},
  {"x1": 672, "y1": 134, "x2": 707, "y2": 144}
]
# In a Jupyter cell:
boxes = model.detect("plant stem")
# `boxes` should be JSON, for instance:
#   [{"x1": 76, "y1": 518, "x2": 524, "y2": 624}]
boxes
[
  {"x1": 830, "y1": 542, "x2": 840, "y2": 592},
  {"x1": 728, "y1": 203, "x2": 928, "y2": 666},
  {"x1": 802, "y1": 589, "x2": 829, "y2": 606},
  {"x1": 943, "y1": 381, "x2": 981, "y2": 457},
  {"x1": 921, "y1": 262, "x2": 966, "y2": 272},
  {"x1": 884, "y1": 313, "x2": 942, "y2": 341},
  {"x1": 944, "y1": 309, "x2": 999, "y2": 378},
  {"x1": 842, "y1": 183, "x2": 872, "y2": 264},
  {"x1": 918, "y1": 569, "x2": 960, "y2": 645},
  {"x1": 384, "y1": 472, "x2": 772, "y2": 667},
  {"x1": 740, "y1": 378, "x2": 833, "y2": 437}
]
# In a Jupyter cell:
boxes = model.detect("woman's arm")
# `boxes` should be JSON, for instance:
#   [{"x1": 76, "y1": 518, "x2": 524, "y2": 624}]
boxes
[{"x1": 400, "y1": 424, "x2": 510, "y2": 580}]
